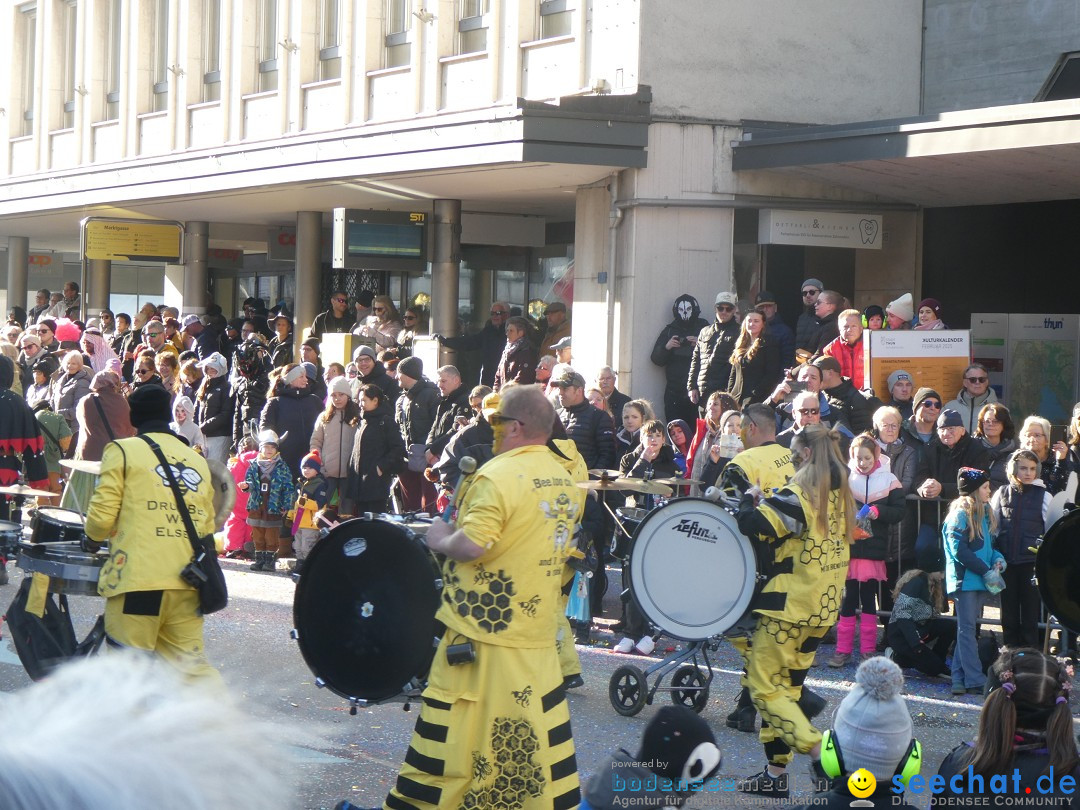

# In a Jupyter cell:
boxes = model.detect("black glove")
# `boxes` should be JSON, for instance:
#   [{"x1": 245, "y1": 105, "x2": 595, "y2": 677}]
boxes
[
  {"x1": 432, "y1": 333, "x2": 445, "y2": 343},
  {"x1": 80, "y1": 535, "x2": 103, "y2": 553}
]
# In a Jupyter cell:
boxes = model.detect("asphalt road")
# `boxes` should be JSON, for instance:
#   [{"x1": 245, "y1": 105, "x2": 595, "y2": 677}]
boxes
[{"x1": 0, "y1": 556, "x2": 1067, "y2": 810}]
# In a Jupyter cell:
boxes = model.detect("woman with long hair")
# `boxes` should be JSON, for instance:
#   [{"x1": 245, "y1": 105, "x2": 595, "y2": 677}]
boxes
[
  {"x1": 728, "y1": 310, "x2": 780, "y2": 407},
  {"x1": 614, "y1": 399, "x2": 655, "y2": 461},
  {"x1": 886, "y1": 568, "x2": 954, "y2": 676},
  {"x1": 735, "y1": 424, "x2": 855, "y2": 797},
  {"x1": 310, "y1": 377, "x2": 361, "y2": 516},
  {"x1": 354, "y1": 295, "x2": 403, "y2": 350},
  {"x1": 935, "y1": 648, "x2": 1079, "y2": 806},
  {"x1": 687, "y1": 390, "x2": 738, "y2": 494},
  {"x1": 973, "y1": 402, "x2": 1017, "y2": 492},
  {"x1": 155, "y1": 352, "x2": 181, "y2": 398},
  {"x1": 346, "y1": 383, "x2": 405, "y2": 514},
  {"x1": 131, "y1": 353, "x2": 163, "y2": 390},
  {"x1": 493, "y1": 316, "x2": 537, "y2": 390}
]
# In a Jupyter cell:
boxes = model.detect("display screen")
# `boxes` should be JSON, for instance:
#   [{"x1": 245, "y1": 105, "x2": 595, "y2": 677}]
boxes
[
  {"x1": 332, "y1": 208, "x2": 428, "y2": 271},
  {"x1": 346, "y1": 221, "x2": 424, "y2": 258}
]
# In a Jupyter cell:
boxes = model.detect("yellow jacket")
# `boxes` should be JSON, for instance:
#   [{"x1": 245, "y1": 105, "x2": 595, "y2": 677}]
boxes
[{"x1": 85, "y1": 431, "x2": 215, "y2": 597}]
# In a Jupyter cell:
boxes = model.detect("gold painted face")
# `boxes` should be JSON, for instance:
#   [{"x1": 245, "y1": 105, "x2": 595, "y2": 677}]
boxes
[{"x1": 847, "y1": 768, "x2": 876, "y2": 798}]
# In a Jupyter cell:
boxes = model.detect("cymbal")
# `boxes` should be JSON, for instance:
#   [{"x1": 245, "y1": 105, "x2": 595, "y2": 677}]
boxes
[
  {"x1": 650, "y1": 477, "x2": 705, "y2": 487},
  {"x1": 60, "y1": 459, "x2": 102, "y2": 475},
  {"x1": 587, "y1": 469, "x2": 622, "y2": 479},
  {"x1": 576, "y1": 479, "x2": 673, "y2": 497},
  {"x1": 0, "y1": 484, "x2": 56, "y2": 498}
]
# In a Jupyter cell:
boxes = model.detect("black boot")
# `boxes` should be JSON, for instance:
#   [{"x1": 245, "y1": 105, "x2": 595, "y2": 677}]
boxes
[
  {"x1": 249, "y1": 551, "x2": 267, "y2": 572},
  {"x1": 798, "y1": 686, "x2": 827, "y2": 721},
  {"x1": 726, "y1": 686, "x2": 757, "y2": 732}
]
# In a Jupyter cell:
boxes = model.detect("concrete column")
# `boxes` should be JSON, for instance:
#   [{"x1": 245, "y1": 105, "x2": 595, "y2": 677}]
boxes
[
  {"x1": 184, "y1": 221, "x2": 209, "y2": 313},
  {"x1": 294, "y1": 211, "x2": 322, "y2": 359},
  {"x1": 87, "y1": 259, "x2": 112, "y2": 311},
  {"x1": 431, "y1": 199, "x2": 462, "y2": 367},
  {"x1": 7, "y1": 237, "x2": 29, "y2": 315}
]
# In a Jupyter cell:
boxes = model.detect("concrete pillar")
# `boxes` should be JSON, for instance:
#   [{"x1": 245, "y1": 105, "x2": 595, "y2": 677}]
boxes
[
  {"x1": 294, "y1": 211, "x2": 322, "y2": 358},
  {"x1": 163, "y1": 264, "x2": 185, "y2": 311},
  {"x1": 7, "y1": 237, "x2": 29, "y2": 315},
  {"x1": 431, "y1": 199, "x2": 462, "y2": 366},
  {"x1": 184, "y1": 221, "x2": 209, "y2": 314},
  {"x1": 87, "y1": 259, "x2": 112, "y2": 312}
]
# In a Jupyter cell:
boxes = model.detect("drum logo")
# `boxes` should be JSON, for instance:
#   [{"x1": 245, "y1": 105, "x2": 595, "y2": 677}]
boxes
[{"x1": 673, "y1": 519, "x2": 718, "y2": 544}]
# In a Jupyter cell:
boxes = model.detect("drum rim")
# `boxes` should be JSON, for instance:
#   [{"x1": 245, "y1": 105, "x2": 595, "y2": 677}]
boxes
[
  {"x1": 626, "y1": 497, "x2": 756, "y2": 641},
  {"x1": 292, "y1": 516, "x2": 442, "y2": 703},
  {"x1": 34, "y1": 507, "x2": 86, "y2": 525},
  {"x1": 1036, "y1": 508, "x2": 1080, "y2": 634}
]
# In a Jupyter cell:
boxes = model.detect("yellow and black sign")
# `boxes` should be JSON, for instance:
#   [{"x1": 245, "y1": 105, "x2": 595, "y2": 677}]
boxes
[{"x1": 84, "y1": 219, "x2": 184, "y2": 262}]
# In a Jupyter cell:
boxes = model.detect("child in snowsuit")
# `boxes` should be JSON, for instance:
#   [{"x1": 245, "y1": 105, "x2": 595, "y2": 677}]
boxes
[
  {"x1": 242, "y1": 430, "x2": 293, "y2": 572},
  {"x1": 288, "y1": 450, "x2": 328, "y2": 574}
]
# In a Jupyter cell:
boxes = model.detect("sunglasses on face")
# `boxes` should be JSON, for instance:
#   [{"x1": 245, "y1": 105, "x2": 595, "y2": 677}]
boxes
[
  {"x1": 965, "y1": 376, "x2": 988, "y2": 384},
  {"x1": 403, "y1": 315, "x2": 417, "y2": 321},
  {"x1": 488, "y1": 414, "x2": 524, "y2": 427},
  {"x1": 802, "y1": 289, "x2": 820, "y2": 296},
  {"x1": 921, "y1": 400, "x2": 941, "y2": 409},
  {"x1": 490, "y1": 310, "x2": 508, "y2": 316},
  {"x1": 37, "y1": 328, "x2": 51, "y2": 334},
  {"x1": 136, "y1": 368, "x2": 152, "y2": 375},
  {"x1": 797, "y1": 408, "x2": 820, "y2": 415},
  {"x1": 332, "y1": 298, "x2": 346, "y2": 304},
  {"x1": 373, "y1": 307, "x2": 386, "y2": 313},
  {"x1": 716, "y1": 304, "x2": 735, "y2": 312}
]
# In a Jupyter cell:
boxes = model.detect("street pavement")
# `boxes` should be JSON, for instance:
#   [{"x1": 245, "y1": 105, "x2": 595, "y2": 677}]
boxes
[{"x1": 0, "y1": 556, "x2": 1069, "y2": 810}]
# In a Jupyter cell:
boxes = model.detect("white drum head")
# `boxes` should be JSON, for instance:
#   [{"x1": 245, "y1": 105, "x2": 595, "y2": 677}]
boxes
[{"x1": 627, "y1": 498, "x2": 757, "y2": 640}]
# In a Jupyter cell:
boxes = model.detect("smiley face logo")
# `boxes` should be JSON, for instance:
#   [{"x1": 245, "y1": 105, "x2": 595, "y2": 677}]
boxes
[{"x1": 847, "y1": 768, "x2": 876, "y2": 798}]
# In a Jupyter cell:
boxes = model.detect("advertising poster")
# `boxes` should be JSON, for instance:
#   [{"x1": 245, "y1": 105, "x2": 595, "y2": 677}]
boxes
[
  {"x1": 865, "y1": 330, "x2": 971, "y2": 402},
  {"x1": 1006, "y1": 314, "x2": 1080, "y2": 424},
  {"x1": 970, "y1": 313, "x2": 1009, "y2": 401}
]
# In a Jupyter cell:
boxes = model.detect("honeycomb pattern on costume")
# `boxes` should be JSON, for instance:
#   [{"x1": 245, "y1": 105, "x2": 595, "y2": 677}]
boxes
[
  {"x1": 443, "y1": 561, "x2": 517, "y2": 634},
  {"x1": 461, "y1": 718, "x2": 546, "y2": 809}
]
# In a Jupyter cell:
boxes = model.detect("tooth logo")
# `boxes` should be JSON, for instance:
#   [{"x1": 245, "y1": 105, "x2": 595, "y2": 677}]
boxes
[{"x1": 860, "y1": 219, "x2": 880, "y2": 245}]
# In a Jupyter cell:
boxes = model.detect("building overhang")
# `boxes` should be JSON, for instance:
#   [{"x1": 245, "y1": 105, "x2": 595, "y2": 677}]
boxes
[
  {"x1": 731, "y1": 98, "x2": 1080, "y2": 208},
  {"x1": 0, "y1": 91, "x2": 650, "y2": 250}
]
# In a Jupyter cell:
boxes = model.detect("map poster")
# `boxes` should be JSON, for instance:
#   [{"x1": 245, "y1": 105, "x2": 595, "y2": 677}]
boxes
[
  {"x1": 1007, "y1": 315, "x2": 1079, "y2": 424},
  {"x1": 864, "y1": 330, "x2": 972, "y2": 402},
  {"x1": 970, "y1": 313, "x2": 1009, "y2": 400}
]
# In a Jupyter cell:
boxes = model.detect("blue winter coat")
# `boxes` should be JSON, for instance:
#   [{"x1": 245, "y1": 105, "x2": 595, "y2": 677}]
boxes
[{"x1": 943, "y1": 507, "x2": 1004, "y2": 595}]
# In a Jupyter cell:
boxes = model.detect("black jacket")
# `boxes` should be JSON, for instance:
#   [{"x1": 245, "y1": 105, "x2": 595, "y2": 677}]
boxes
[
  {"x1": 558, "y1": 400, "x2": 615, "y2": 470},
  {"x1": 915, "y1": 434, "x2": 991, "y2": 518},
  {"x1": 232, "y1": 373, "x2": 270, "y2": 444},
  {"x1": 824, "y1": 378, "x2": 875, "y2": 435},
  {"x1": 935, "y1": 741, "x2": 1080, "y2": 808},
  {"x1": 618, "y1": 444, "x2": 678, "y2": 480},
  {"x1": 728, "y1": 333, "x2": 782, "y2": 407},
  {"x1": 191, "y1": 326, "x2": 220, "y2": 361},
  {"x1": 360, "y1": 362, "x2": 400, "y2": 404},
  {"x1": 432, "y1": 418, "x2": 494, "y2": 487},
  {"x1": 268, "y1": 333, "x2": 293, "y2": 368},
  {"x1": 396, "y1": 377, "x2": 440, "y2": 446},
  {"x1": 426, "y1": 384, "x2": 473, "y2": 457},
  {"x1": 347, "y1": 400, "x2": 405, "y2": 503},
  {"x1": 649, "y1": 294, "x2": 708, "y2": 397},
  {"x1": 310, "y1": 309, "x2": 354, "y2": 341},
  {"x1": 259, "y1": 385, "x2": 323, "y2": 477},
  {"x1": 687, "y1": 317, "x2": 740, "y2": 399},
  {"x1": 795, "y1": 308, "x2": 819, "y2": 355},
  {"x1": 194, "y1": 375, "x2": 234, "y2": 439},
  {"x1": 439, "y1": 322, "x2": 507, "y2": 388}
]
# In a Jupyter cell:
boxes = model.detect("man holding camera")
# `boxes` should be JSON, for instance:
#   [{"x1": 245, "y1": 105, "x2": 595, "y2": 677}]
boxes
[
  {"x1": 84, "y1": 384, "x2": 220, "y2": 684},
  {"x1": 354, "y1": 385, "x2": 585, "y2": 810}
]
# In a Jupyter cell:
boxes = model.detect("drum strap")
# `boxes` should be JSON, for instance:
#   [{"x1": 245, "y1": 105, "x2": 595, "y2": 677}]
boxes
[
  {"x1": 93, "y1": 397, "x2": 117, "y2": 441},
  {"x1": 36, "y1": 417, "x2": 60, "y2": 450},
  {"x1": 139, "y1": 436, "x2": 203, "y2": 560}
]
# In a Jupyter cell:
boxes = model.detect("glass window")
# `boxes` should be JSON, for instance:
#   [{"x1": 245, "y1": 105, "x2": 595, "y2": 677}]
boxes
[
  {"x1": 152, "y1": 0, "x2": 169, "y2": 111},
  {"x1": 539, "y1": 0, "x2": 572, "y2": 39},
  {"x1": 104, "y1": 0, "x2": 121, "y2": 120},
  {"x1": 458, "y1": 0, "x2": 489, "y2": 54},
  {"x1": 384, "y1": 0, "x2": 410, "y2": 68},
  {"x1": 319, "y1": 0, "x2": 341, "y2": 79},
  {"x1": 258, "y1": 0, "x2": 279, "y2": 91},
  {"x1": 203, "y1": 0, "x2": 221, "y2": 101},
  {"x1": 20, "y1": 5, "x2": 36, "y2": 136},
  {"x1": 61, "y1": 1, "x2": 77, "y2": 128}
]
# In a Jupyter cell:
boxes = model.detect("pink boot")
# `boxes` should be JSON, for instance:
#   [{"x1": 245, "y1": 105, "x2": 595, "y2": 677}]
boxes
[
  {"x1": 859, "y1": 612, "x2": 879, "y2": 658},
  {"x1": 827, "y1": 615, "x2": 856, "y2": 667}
]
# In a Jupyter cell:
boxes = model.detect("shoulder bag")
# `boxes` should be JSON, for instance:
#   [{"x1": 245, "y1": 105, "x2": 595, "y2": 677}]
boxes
[{"x1": 139, "y1": 435, "x2": 228, "y2": 614}]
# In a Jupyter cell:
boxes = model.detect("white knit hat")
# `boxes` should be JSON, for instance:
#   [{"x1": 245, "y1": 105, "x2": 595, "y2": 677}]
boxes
[
  {"x1": 886, "y1": 293, "x2": 914, "y2": 323},
  {"x1": 328, "y1": 376, "x2": 353, "y2": 397},
  {"x1": 832, "y1": 656, "x2": 913, "y2": 778}
]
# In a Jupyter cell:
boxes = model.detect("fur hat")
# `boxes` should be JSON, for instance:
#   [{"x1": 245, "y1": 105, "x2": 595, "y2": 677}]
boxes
[
  {"x1": 886, "y1": 293, "x2": 914, "y2": 323},
  {"x1": 832, "y1": 657, "x2": 914, "y2": 779},
  {"x1": 398, "y1": 356, "x2": 423, "y2": 380}
]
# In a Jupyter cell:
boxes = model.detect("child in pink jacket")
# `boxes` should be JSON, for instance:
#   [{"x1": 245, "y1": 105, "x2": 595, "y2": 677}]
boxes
[{"x1": 223, "y1": 437, "x2": 257, "y2": 557}]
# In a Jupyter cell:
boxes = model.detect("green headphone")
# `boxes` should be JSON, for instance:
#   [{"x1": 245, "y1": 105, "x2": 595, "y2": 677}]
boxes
[{"x1": 819, "y1": 729, "x2": 922, "y2": 789}]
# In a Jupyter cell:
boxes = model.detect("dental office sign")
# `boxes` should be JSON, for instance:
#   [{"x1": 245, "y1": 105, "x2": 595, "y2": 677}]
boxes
[{"x1": 758, "y1": 209, "x2": 883, "y2": 249}]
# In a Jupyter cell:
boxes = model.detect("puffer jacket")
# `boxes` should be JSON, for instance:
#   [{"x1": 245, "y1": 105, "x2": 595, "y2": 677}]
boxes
[
  {"x1": 558, "y1": 400, "x2": 616, "y2": 470},
  {"x1": 426, "y1": 383, "x2": 473, "y2": 457},
  {"x1": 223, "y1": 449, "x2": 256, "y2": 552},
  {"x1": 982, "y1": 436, "x2": 1017, "y2": 493},
  {"x1": 687, "y1": 317, "x2": 739, "y2": 399},
  {"x1": 360, "y1": 362, "x2": 400, "y2": 403},
  {"x1": 52, "y1": 367, "x2": 93, "y2": 432},
  {"x1": 943, "y1": 506, "x2": 1004, "y2": 594},
  {"x1": 822, "y1": 335, "x2": 865, "y2": 389},
  {"x1": 396, "y1": 377, "x2": 440, "y2": 446},
  {"x1": 259, "y1": 385, "x2": 323, "y2": 478},
  {"x1": 244, "y1": 453, "x2": 294, "y2": 518},
  {"x1": 194, "y1": 375, "x2": 234, "y2": 439},
  {"x1": 848, "y1": 456, "x2": 906, "y2": 561},
  {"x1": 347, "y1": 400, "x2": 405, "y2": 503},
  {"x1": 232, "y1": 373, "x2": 270, "y2": 445},
  {"x1": 943, "y1": 387, "x2": 999, "y2": 434},
  {"x1": 915, "y1": 434, "x2": 991, "y2": 517},
  {"x1": 991, "y1": 482, "x2": 1050, "y2": 566},
  {"x1": 309, "y1": 407, "x2": 359, "y2": 479}
]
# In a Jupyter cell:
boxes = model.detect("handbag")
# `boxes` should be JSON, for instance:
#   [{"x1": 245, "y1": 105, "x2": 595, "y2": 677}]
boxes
[{"x1": 139, "y1": 435, "x2": 229, "y2": 615}]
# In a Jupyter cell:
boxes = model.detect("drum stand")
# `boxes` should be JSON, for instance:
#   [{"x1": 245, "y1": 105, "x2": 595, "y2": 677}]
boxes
[{"x1": 609, "y1": 637, "x2": 717, "y2": 717}]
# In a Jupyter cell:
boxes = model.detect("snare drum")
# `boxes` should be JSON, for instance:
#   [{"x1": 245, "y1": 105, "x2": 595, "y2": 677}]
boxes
[
  {"x1": 626, "y1": 497, "x2": 759, "y2": 641},
  {"x1": 30, "y1": 508, "x2": 86, "y2": 545},
  {"x1": 16, "y1": 541, "x2": 107, "y2": 596},
  {"x1": 0, "y1": 520, "x2": 22, "y2": 557},
  {"x1": 292, "y1": 516, "x2": 443, "y2": 705},
  {"x1": 611, "y1": 507, "x2": 648, "y2": 560}
]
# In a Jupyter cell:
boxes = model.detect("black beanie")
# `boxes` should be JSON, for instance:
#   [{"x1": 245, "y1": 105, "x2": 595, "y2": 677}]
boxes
[
  {"x1": 637, "y1": 705, "x2": 721, "y2": 783},
  {"x1": 128, "y1": 384, "x2": 173, "y2": 429},
  {"x1": 398, "y1": 356, "x2": 423, "y2": 380},
  {"x1": 957, "y1": 467, "x2": 990, "y2": 497}
]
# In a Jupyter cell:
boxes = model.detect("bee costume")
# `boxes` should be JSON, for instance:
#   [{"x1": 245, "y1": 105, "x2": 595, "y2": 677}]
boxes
[
  {"x1": 382, "y1": 443, "x2": 586, "y2": 810},
  {"x1": 735, "y1": 481, "x2": 850, "y2": 766}
]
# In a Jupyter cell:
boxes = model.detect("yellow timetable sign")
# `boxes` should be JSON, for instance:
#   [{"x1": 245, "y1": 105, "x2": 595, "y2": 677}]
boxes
[{"x1": 85, "y1": 220, "x2": 183, "y2": 262}]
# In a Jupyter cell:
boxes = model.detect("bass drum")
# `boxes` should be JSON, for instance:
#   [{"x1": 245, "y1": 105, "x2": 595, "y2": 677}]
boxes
[
  {"x1": 292, "y1": 516, "x2": 443, "y2": 705},
  {"x1": 627, "y1": 497, "x2": 758, "y2": 641},
  {"x1": 1036, "y1": 507, "x2": 1080, "y2": 634}
]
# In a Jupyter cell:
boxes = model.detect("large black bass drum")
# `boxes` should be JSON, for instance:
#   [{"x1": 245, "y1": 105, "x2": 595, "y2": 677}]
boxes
[
  {"x1": 1036, "y1": 507, "x2": 1080, "y2": 634},
  {"x1": 292, "y1": 516, "x2": 443, "y2": 708},
  {"x1": 626, "y1": 497, "x2": 759, "y2": 641}
]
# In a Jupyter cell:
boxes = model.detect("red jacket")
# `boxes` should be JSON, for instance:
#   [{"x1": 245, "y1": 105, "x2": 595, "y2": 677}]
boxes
[{"x1": 823, "y1": 336, "x2": 865, "y2": 390}]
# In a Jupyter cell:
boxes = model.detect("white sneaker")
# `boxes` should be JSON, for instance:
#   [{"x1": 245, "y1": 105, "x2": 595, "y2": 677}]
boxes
[
  {"x1": 634, "y1": 636, "x2": 656, "y2": 655},
  {"x1": 613, "y1": 637, "x2": 635, "y2": 654}
]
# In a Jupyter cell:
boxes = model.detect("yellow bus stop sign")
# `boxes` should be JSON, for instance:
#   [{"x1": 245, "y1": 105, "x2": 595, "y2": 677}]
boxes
[{"x1": 84, "y1": 220, "x2": 183, "y2": 262}]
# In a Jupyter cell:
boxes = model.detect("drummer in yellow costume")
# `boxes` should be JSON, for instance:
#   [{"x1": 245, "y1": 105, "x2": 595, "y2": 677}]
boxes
[
  {"x1": 372, "y1": 385, "x2": 586, "y2": 810},
  {"x1": 733, "y1": 424, "x2": 855, "y2": 800}
]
